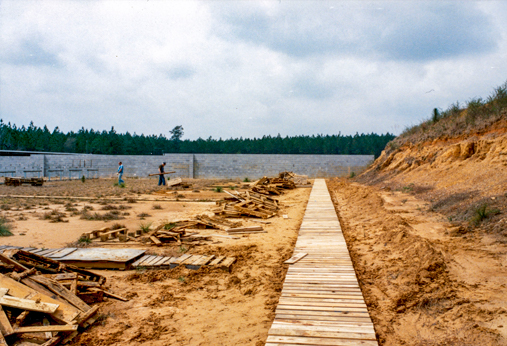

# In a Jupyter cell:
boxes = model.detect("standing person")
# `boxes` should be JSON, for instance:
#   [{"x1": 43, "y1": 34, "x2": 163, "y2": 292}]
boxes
[
  {"x1": 158, "y1": 162, "x2": 166, "y2": 186},
  {"x1": 117, "y1": 162, "x2": 124, "y2": 185}
]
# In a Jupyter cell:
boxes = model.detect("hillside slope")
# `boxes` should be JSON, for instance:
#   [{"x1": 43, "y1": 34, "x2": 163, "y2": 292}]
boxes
[
  {"x1": 361, "y1": 117, "x2": 507, "y2": 233},
  {"x1": 328, "y1": 107, "x2": 507, "y2": 344}
]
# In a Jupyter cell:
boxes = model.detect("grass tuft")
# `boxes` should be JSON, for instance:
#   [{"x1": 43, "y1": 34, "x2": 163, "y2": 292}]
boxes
[
  {"x1": 0, "y1": 217, "x2": 13, "y2": 236},
  {"x1": 140, "y1": 222, "x2": 152, "y2": 232},
  {"x1": 471, "y1": 203, "x2": 500, "y2": 225}
]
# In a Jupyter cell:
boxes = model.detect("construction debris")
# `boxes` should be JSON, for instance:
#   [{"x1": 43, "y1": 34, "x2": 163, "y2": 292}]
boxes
[
  {"x1": 226, "y1": 226, "x2": 266, "y2": 235},
  {"x1": 214, "y1": 189, "x2": 280, "y2": 219},
  {"x1": 0, "y1": 246, "x2": 146, "y2": 271},
  {"x1": 145, "y1": 216, "x2": 243, "y2": 246},
  {"x1": 132, "y1": 253, "x2": 236, "y2": 271},
  {"x1": 4, "y1": 177, "x2": 44, "y2": 187},
  {"x1": 0, "y1": 249, "x2": 124, "y2": 346},
  {"x1": 166, "y1": 177, "x2": 183, "y2": 187}
]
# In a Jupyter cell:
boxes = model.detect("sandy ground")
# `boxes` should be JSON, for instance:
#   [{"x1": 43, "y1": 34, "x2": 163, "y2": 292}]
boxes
[
  {"x1": 0, "y1": 178, "x2": 312, "y2": 346},
  {"x1": 326, "y1": 126, "x2": 507, "y2": 345},
  {"x1": 2, "y1": 126, "x2": 506, "y2": 346},
  {"x1": 329, "y1": 179, "x2": 507, "y2": 345}
]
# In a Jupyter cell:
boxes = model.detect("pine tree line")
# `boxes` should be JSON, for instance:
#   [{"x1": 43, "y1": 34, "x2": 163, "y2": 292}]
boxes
[{"x1": 0, "y1": 121, "x2": 394, "y2": 158}]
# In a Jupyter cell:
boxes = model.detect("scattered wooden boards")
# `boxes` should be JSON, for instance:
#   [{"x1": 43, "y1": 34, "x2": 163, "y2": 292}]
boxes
[{"x1": 133, "y1": 253, "x2": 236, "y2": 271}]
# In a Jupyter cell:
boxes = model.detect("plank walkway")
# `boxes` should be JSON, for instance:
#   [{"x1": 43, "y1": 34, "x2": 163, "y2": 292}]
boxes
[{"x1": 266, "y1": 179, "x2": 378, "y2": 346}]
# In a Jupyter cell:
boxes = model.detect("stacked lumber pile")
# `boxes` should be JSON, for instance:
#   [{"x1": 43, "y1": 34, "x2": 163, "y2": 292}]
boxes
[
  {"x1": 80, "y1": 226, "x2": 132, "y2": 243},
  {"x1": 214, "y1": 189, "x2": 280, "y2": 219},
  {"x1": 4, "y1": 177, "x2": 44, "y2": 187},
  {"x1": 0, "y1": 249, "x2": 126, "y2": 345},
  {"x1": 146, "y1": 216, "x2": 243, "y2": 246},
  {"x1": 253, "y1": 175, "x2": 297, "y2": 194},
  {"x1": 279, "y1": 171, "x2": 309, "y2": 185}
]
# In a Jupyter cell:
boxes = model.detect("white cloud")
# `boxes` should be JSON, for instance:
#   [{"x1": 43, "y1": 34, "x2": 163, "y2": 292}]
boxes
[{"x1": 1, "y1": 0, "x2": 507, "y2": 140}]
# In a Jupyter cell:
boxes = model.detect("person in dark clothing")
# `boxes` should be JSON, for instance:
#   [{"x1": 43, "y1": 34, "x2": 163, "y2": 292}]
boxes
[{"x1": 158, "y1": 162, "x2": 166, "y2": 186}]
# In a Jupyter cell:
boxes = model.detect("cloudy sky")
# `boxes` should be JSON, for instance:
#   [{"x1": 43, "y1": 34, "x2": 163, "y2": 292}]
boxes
[{"x1": 1, "y1": 1, "x2": 506, "y2": 140}]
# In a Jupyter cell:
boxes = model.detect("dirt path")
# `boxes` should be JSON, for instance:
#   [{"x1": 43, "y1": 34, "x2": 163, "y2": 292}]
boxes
[{"x1": 328, "y1": 178, "x2": 507, "y2": 345}]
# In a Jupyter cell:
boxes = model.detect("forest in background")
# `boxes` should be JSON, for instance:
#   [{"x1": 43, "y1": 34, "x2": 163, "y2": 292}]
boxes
[{"x1": 0, "y1": 121, "x2": 394, "y2": 158}]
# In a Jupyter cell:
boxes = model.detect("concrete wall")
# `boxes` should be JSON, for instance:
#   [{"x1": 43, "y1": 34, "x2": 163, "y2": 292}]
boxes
[
  {"x1": 192, "y1": 154, "x2": 372, "y2": 179},
  {"x1": 0, "y1": 152, "x2": 373, "y2": 179}
]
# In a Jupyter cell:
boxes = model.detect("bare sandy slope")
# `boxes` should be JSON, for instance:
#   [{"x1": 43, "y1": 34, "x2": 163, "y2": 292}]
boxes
[{"x1": 0, "y1": 178, "x2": 311, "y2": 346}]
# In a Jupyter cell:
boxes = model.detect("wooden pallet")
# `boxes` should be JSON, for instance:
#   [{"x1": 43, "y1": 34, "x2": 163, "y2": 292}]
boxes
[
  {"x1": 266, "y1": 179, "x2": 378, "y2": 346},
  {"x1": 132, "y1": 254, "x2": 236, "y2": 271}
]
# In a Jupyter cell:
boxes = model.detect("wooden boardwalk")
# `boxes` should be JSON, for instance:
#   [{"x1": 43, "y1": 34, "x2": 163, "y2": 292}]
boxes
[{"x1": 266, "y1": 179, "x2": 378, "y2": 346}]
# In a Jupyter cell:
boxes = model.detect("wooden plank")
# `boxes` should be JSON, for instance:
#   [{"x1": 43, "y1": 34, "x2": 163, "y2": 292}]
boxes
[
  {"x1": 46, "y1": 248, "x2": 77, "y2": 259},
  {"x1": 172, "y1": 254, "x2": 192, "y2": 266},
  {"x1": 210, "y1": 234, "x2": 241, "y2": 239},
  {"x1": 12, "y1": 310, "x2": 29, "y2": 330},
  {"x1": 194, "y1": 255, "x2": 215, "y2": 267},
  {"x1": 29, "y1": 248, "x2": 49, "y2": 254},
  {"x1": 284, "y1": 253, "x2": 308, "y2": 264},
  {"x1": 150, "y1": 236, "x2": 163, "y2": 247},
  {"x1": 226, "y1": 230, "x2": 267, "y2": 234},
  {"x1": 43, "y1": 317, "x2": 53, "y2": 339},
  {"x1": 275, "y1": 308, "x2": 370, "y2": 318},
  {"x1": 29, "y1": 275, "x2": 91, "y2": 312},
  {"x1": 274, "y1": 314, "x2": 373, "y2": 323},
  {"x1": 220, "y1": 257, "x2": 236, "y2": 269},
  {"x1": 36, "y1": 249, "x2": 59, "y2": 257},
  {"x1": 137, "y1": 255, "x2": 157, "y2": 266},
  {"x1": 277, "y1": 305, "x2": 370, "y2": 313},
  {"x1": 143, "y1": 256, "x2": 164, "y2": 266},
  {"x1": 157, "y1": 257, "x2": 175, "y2": 266},
  {"x1": 277, "y1": 300, "x2": 368, "y2": 309},
  {"x1": 103, "y1": 290, "x2": 129, "y2": 302},
  {"x1": 77, "y1": 305, "x2": 99, "y2": 327},
  {"x1": 272, "y1": 319, "x2": 376, "y2": 332},
  {"x1": 269, "y1": 326, "x2": 376, "y2": 340},
  {"x1": 51, "y1": 273, "x2": 78, "y2": 281},
  {"x1": 0, "y1": 253, "x2": 29, "y2": 271},
  {"x1": 132, "y1": 255, "x2": 150, "y2": 267},
  {"x1": 14, "y1": 325, "x2": 78, "y2": 333},
  {"x1": 151, "y1": 256, "x2": 171, "y2": 266},
  {"x1": 208, "y1": 255, "x2": 226, "y2": 266},
  {"x1": 227, "y1": 226, "x2": 263, "y2": 232},
  {"x1": 266, "y1": 335, "x2": 377, "y2": 345},
  {"x1": 41, "y1": 336, "x2": 63, "y2": 346},
  {"x1": 0, "y1": 295, "x2": 59, "y2": 313},
  {"x1": 0, "y1": 306, "x2": 13, "y2": 336}
]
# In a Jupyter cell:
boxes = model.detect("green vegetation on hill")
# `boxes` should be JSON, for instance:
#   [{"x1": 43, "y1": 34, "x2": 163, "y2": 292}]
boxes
[
  {"x1": 395, "y1": 80, "x2": 507, "y2": 146},
  {"x1": 0, "y1": 122, "x2": 394, "y2": 158}
]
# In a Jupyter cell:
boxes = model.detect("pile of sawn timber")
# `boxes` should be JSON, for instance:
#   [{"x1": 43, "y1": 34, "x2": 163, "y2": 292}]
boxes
[
  {"x1": 213, "y1": 172, "x2": 299, "y2": 218},
  {"x1": 0, "y1": 249, "x2": 126, "y2": 345},
  {"x1": 145, "y1": 215, "x2": 242, "y2": 246}
]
